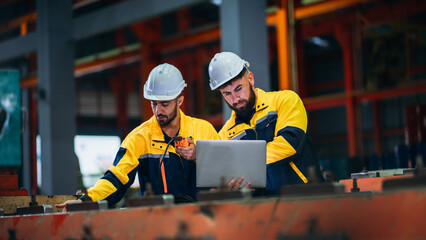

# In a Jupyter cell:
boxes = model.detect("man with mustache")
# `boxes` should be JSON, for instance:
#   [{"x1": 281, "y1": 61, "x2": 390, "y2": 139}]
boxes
[
  {"x1": 57, "y1": 63, "x2": 218, "y2": 210},
  {"x1": 208, "y1": 52, "x2": 323, "y2": 194}
]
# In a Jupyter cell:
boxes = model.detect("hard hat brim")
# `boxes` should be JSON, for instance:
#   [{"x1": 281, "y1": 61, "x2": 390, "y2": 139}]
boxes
[{"x1": 143, "y1": 90, "x2": 182, "y2": 101}]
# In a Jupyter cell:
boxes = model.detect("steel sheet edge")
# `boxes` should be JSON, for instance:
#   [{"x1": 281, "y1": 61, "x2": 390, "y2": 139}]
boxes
[{"x1": 1, "y1": 188, "x2": 425, "y2": 239}]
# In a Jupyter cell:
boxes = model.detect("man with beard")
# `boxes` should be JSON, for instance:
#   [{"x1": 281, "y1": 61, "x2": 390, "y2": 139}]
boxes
[
  {"x1": 208, "y1": 52, "x2": 323, "y2": 195},
  {"x1": 57, "y1": 63, "x2": 218, "y2": 210}
]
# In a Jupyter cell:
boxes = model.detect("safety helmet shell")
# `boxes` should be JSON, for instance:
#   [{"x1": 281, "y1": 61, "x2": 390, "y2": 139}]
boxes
[
  {"x1": 143, "y1": 63, "x2": 187, "y2": 101},
  {"x1": 208, "y1": 52, "x2": 250, "y2": 90}
]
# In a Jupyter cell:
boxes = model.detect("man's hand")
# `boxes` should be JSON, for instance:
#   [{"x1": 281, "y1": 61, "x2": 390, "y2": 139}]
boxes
[
  {"x1": 227, "y1": 177, "x2": 251, "y2": 190},
  {"x1": 176, "y1": 138, "x2": 196, "y2": 161},
  {"x1": 210, "y1": 177, "x2": 251, "y2": 192},
  {"x1": 55, "y1": 199, "x2": 83, "y2": 212}
]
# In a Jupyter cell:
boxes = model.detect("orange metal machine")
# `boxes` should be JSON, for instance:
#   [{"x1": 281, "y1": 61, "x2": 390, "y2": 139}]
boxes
[{"x1": 1, "y1": 173, "x2": 426, "y2": 240}]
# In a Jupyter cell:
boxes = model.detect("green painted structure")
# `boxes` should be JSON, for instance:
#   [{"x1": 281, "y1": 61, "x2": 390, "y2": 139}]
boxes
[{"x1": 0, "y1": 70, "x2": 21, "y2": 166}]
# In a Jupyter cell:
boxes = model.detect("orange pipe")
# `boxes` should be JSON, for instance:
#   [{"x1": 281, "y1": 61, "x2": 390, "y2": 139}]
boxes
[
  {"x1": 20, "y1": 76, "x2": 38, "y2": 88},
  {"x1": 336, "y1": 25, "x2": 357, "y2": 157},
  {"x1": 276, "y1": 0, "x2": 291, "y2": 90},
  {"x1": 20, "y1": 22, "x2": 27, "y2": 36},
  {"x1": 0, "y1": 12, "x2": 36, "y2": 33},
  {"x1": 20, "y1": 50, "x2": 141, "y2": 87},
  {"x1": 294, "y1": 0, "x2": 373, "y2": 20},
  {"x1": 74, "y1": 50, "x2": 141, "y2": 77},
  {"x1": 159, "y1": 27, "x2": 220, "y2": 53},
  {"x1": 372, "y1": 101, "x2": 382, "y2": 154}
]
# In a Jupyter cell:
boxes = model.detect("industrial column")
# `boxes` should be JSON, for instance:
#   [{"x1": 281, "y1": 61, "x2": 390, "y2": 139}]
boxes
[
  {"x1": 220, "y1": 0, "x2": 270, "y2": 119},
  {"x1": 336, "y1": 24, "x2": 357, "y2": 157},
  {"x1": 37, "y1": 0, "x2": 77, "y2": 194}
]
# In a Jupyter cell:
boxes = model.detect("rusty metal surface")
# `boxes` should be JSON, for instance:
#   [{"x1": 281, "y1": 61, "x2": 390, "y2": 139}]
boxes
[
  {"x1": 16, "y1": 205, "x2": 53, "y2": 215},
  {"x1": 66, "y1": 201, "x2": 107, "y2": 213},
  {"x1": 0, "y1": 195, "x2": 78, "y2": 215},
  {"x1": 281, "y1": 182, "x2": 345, "y2": 196},
  {"x1": 126, "y1": 195, "x2": 174, "y2": 208},
  {"x1": 197, "y1": 190, "x2": 249, "y2": 202},
  {"x1": 383, "y1": 175, "x2": 426, "y2": 190},
  {"x1": 339, "y1": 175, "x2": 411, "y2": 192},
  {"x1": 0, "y1": 188, "x2": 425, "y2": 239},
  {"x1": 0, "y1": 189, "x2": 28, "y2": 196}
]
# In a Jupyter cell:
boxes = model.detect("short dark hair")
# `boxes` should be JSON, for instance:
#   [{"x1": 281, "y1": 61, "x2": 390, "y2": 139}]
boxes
[
  {"x1": 175, "y1": 93, "x2": 183, "y2": 101},
  {"x1": 219, "y1": 67, "x2": 248, "y2": 90},
  {"x1": 233, "y1": 67, "x2": 248, "y2": 81}
]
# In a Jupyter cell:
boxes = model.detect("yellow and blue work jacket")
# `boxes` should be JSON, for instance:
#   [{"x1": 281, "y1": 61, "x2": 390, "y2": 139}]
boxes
[
  {"x1": 218, "y1": 88, "x2": 323, "y2": 194},
  {"x1": 83, "y1": 110, "x2": 218, "y2": 205}
]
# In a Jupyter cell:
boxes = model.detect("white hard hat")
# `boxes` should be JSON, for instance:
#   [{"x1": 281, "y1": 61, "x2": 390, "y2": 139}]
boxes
[
  {"x1": 143, "y1": 63, "x2": 187, "y2": 101},
  {"x1": 208, "y1": 52, "x2": 250, "y2": 90}
]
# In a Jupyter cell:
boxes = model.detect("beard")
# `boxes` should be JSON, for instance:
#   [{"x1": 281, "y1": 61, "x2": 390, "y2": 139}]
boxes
[
  {"x1": 156, "y1": 101, "x2": 178, "y2": 127},
  {"x1": 226, "y1": 86, "x2": 256, "y2": 123}
]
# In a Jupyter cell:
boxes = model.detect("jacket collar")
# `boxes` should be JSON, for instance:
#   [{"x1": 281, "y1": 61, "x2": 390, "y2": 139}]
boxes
[{"x1": 254, "y1": 88, "x2": 269, "y2": 112}]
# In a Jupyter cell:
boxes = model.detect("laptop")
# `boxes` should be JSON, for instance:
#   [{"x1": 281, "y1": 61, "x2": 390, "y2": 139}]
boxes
[{"x1": 196, "y1": 140, "x2": 267, "y2": 188}]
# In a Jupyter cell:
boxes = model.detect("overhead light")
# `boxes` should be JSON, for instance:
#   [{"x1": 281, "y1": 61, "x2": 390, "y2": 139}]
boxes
[
  {"x1": 210, "y1": 0, "x2": 221, "y2": 6},
  {"x1": 309, "y1": 36, "x2": 329, "y2": 48}
]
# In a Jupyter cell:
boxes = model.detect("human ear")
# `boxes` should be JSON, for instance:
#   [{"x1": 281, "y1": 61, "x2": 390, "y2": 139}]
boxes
[
  {"x1": 177, "y1": 95, "x2": 184, "y2": 107},
  {"x1": 247, "y1": 72, "x2": 255, "y2": 87}
]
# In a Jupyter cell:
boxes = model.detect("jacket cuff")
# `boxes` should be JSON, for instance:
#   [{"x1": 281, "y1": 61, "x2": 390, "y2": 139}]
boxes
[{"x1": 78, "y1": 194, "x2": 93, "y2": 202}]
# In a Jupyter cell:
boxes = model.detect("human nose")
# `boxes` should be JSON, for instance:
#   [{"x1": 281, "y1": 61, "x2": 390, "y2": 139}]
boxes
[
  {"x1": 231, "y1": 92, "x2": 241, "y2": 104},
  {"x1": 153, "y1": 105, "x2": 164, "y2": 115}
]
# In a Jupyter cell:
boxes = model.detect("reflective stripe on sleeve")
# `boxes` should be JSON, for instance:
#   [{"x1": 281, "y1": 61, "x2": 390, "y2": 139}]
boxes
[{"x1": 289, "y1": 161, "x2": 308, "y2": 183}]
